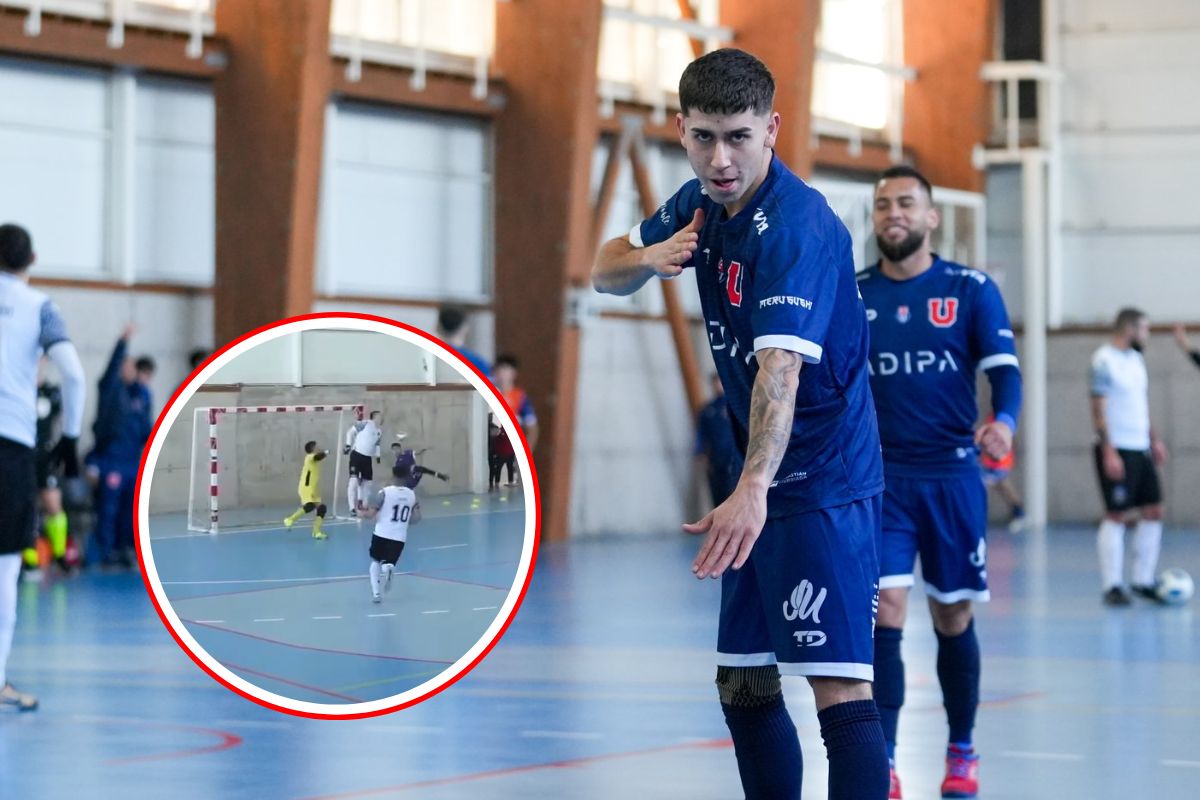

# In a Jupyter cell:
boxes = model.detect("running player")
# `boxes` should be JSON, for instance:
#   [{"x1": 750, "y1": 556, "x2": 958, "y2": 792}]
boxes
[
  {"x1": 593, "y1": 49, "x2": 889, "y2": 800},
  {"x1": 344, "y1": 410, "x2": 382, "y2": 516},
  {"x1": 1091, "y1": 308, "x2": 1168, "y2": 606},
  {"x1": 283, "y1": 441, "x2": 329, "y2": 539},
  {"x1": 1, "y1": 223, "x2": 86, "y2": 711},
  {"x1": 361, "y1": 464, "x2": 422, "y2": 602},
  {"x1": 390, "y1": 434, "x2": 449, "y2": 490},
  {"x1": 858, "y1": 165, "x2": 1022, "y2": 799}
]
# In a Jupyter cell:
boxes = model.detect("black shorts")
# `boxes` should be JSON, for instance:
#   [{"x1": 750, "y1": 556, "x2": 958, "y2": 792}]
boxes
[
  {"x1": 0, "y1": 437, "x2": 37, "y2": 555},
  {"x1": 1095, "y1": 445, "x2": 1162, "y2": 513},
  {"x1": 349, "y1": 451, "x2": 373, "y2": 481},
  {"x1": 370, "y1": 535, "x2": 405, "y2": 565}
]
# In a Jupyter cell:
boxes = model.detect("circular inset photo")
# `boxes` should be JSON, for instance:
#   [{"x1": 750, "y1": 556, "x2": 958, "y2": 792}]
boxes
[{"x1": 136, "y1": 313, "x2": 538, "y2": 718}]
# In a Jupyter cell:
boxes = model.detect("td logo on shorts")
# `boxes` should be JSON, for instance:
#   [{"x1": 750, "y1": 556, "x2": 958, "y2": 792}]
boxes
[{"x1": 784, "y1": 580, "x2": 828, "y2": 647}]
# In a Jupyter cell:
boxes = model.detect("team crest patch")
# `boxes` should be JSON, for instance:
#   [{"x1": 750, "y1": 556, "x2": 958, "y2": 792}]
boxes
[
  {"x1": 896, "y1": 305, "x2": 910, "y2": 324},
  {"x1": 726, "y1": 261, "x2": 744, "y2": 307},
  {"x1": 928, "y1": 297, "x2": 959, "y2": 327}
]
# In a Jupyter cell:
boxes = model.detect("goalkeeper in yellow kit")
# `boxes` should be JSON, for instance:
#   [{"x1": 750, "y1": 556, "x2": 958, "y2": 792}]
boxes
[{"x1": 284, "y1": 440, "x2": 329, "y2": 539}]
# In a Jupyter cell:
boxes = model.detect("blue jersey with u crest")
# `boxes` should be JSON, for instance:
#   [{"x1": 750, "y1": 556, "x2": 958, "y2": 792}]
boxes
[
  {"x1": 632, "y1": 154, "x2": 883, "y2": 517},
  {"x1": 857, "y1": 257, "x2": 1021, "y2": 476}
]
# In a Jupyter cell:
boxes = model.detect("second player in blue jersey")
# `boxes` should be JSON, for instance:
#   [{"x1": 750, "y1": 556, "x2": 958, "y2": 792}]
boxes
[{"x1": 857, "y1": 165, "x2": 1022, "y2": 800}]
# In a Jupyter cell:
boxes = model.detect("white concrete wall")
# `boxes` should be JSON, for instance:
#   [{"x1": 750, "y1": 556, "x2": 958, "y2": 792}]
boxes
[{"x1": 148, "y1": 385, "x2": 480, "y2": 516}]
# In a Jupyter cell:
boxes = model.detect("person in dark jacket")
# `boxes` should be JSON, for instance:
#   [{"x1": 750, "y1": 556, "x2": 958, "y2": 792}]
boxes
[{"x1": 88, "y1": 325, "x2": 154, "y2": 568}]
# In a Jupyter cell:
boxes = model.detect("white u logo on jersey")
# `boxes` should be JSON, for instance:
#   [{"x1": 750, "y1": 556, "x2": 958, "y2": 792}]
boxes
[{"x1": 783, "y1": 580, "x2": 827, "y2": 623}]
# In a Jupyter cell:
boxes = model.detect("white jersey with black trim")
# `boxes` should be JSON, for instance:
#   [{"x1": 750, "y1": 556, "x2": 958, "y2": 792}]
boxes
[
  {"x1": 0, "y1": 273, "x2": 84, "y2": 448},
  {"x1": 1090, "y1": 343, "x2": 1150, "y2": 451},
  {"x1": 346, "y1": 420, "x2": 382, "y2": 458},
  {"x1": 372, "y1": 485, "x2": 418, "y2": 543}
]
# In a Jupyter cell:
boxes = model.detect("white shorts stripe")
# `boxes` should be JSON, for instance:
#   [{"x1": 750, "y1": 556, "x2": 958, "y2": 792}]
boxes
[
  {"x1": 777, "y1": 662, "x2": 874, "y2": 681},
  {"x1": 924, "y1": 583, "x2": 991, "y2": 604},
  {"x1": 716, "y1": 651, "x2": 778, "y2": 668},
  {"x1": 879, "y1": 574, "x2": 915, "y2": 590},
  {"x1": 628, "y1": 223, "x2": 644, "y2": 248}
]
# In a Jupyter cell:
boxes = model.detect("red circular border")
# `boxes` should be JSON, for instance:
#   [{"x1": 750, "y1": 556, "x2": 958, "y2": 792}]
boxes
[{"x1": 133, "y1": 311, "x2": 542, "y2": 720}]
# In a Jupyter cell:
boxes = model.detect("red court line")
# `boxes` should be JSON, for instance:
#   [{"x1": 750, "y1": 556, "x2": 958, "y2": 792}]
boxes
[
  {"x1": 94, "y1": 719, "x2": 244, "y2": 766},
  {"x1": 182, "y1": 618, "x2": 456, "y2": 665},
  {"x1": 296, "y1": 737, "x2": 733, "y2": 799},
  {"x1": 221, "y1": 660, "x2": 362, "y2": 703},
  {"x1": 406, "y1": 571, "x2": 509, "y2": 591}
]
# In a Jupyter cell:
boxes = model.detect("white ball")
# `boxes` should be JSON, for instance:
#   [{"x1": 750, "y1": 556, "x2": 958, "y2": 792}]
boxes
[{"x1": 1156, "y1": 568, "x2": 1194, "y2": 605}]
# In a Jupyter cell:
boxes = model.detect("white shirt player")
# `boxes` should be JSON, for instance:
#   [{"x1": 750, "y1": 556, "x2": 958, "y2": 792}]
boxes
[
  {"x1": 371, "y1": 484, "x2": 419, "y2": 543},
  {"x1": 345, "y1": 419, "x2": 382, "y2": 458},
  {"x1": 1090, "y1": 343, "x2": 1150, "y2": 451}
]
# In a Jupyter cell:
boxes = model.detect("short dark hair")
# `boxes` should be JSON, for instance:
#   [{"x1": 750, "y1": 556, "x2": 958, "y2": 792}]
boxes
[
  {"x1": 370, "y1": 410, "x2": 382, "y2": 421},
  {"x1": 135, "y1": 356, "x2": 156, "y2": 374},
  {"x1": 1114, "y1": 307, "x2": 1146, "y2": 330},
  {"x1": 304, "y1": 440, "x2": 317, "y2": 453},
  {"x1": 188, "y1": 348, "x2": 209, "y2": 370},
  {"x1": 0, "y1": 223, "x2": 34, "y2": 272},
  {"x1": 678, "y1": 48, "x2": 775, "y2": 117},
  {"x1": 494, "y1": 353, "x2": 519, "y2": 370},
  {"x1": 438, "y1": 305, "x2": 467, "y2": 335},
  {"x1": 878, "y1": 165, "x2": 934, "y2": 202}
]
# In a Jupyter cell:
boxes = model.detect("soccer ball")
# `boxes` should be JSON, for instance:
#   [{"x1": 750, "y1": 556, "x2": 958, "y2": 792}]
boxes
[{"x1": 1155, "y1": 568, "x2": 1194, "y2": 605}]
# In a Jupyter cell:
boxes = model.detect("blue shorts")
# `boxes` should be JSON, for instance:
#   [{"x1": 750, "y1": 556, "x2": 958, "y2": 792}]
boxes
[
  {"x1": 716, "y1": 496, "x2": 881, "y2": 681},
  {"x1": 879, "y1": 472, "x2": 989, "y2": 603}
]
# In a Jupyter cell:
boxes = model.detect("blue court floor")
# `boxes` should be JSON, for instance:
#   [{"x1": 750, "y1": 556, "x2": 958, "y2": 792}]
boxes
[
  {"x1": 147, "y1": 492, "x2": 527, "y2": 704},
  {"x1": 2, "y1": 522, "x2": 1198, "y2": 799}
]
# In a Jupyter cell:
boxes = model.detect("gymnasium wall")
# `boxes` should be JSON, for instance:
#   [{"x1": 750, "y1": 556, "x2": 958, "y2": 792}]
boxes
[{"x1": 147, "y1": 385, "x2": 481, "y2": 516}]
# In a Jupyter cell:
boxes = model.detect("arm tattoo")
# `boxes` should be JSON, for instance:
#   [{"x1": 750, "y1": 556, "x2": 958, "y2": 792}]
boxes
[{"x1": 743, "y1": 348, "x2": 803, "y2": 482}]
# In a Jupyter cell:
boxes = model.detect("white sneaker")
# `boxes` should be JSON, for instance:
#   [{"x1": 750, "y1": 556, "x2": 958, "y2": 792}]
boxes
[
  {"x1": 0, "y1": 683, "x2": 38, "y2": 712},
  {"x1": 372, "y1": 592, "x2": 382, "y2": 604}
]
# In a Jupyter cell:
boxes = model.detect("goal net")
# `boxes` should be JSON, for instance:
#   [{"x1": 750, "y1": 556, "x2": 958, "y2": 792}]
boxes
[{"x1": 187, "y1": 404, "x2": 365, "y2": 533}]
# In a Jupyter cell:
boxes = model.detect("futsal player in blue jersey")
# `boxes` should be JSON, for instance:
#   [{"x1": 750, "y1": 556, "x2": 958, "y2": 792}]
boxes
[
  {"x1": 857, "y1": 166, "x2": 1022, "y2": 799},
  {"x1": 593, "y1": 49, "x2": 888, "y2": 800}
]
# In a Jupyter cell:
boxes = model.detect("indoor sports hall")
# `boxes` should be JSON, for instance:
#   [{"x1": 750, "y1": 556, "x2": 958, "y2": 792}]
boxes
[{"x1": 1, "y1": 1, "x2": 1198, "y2": 799}]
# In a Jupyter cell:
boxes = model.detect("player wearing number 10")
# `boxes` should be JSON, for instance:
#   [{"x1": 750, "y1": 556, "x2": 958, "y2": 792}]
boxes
[{"x1": 362, "y1": 464, "x2": 422, "y2": 603}]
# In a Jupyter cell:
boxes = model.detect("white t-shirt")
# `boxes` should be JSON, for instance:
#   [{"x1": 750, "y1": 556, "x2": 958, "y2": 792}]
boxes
[
  {"x1": 1090, "y1": 343, "x2": 1150, "y2": 451},
  {"x1": 371, "y1": 485, "x2": 418, "y2": 542},
  {"x1": 0, "y1": 274, "x2": 72, "y2": 447},
  {"x1": 346, "y1": 419, "x2": 382, "y2": 457}
]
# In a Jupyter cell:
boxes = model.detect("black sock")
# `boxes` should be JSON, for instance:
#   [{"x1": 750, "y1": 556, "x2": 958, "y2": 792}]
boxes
[
  {"x1": 722, "y1": 695, "x2": 803, "y2": 800},
  {"x1": 818, "y1": 699, "x2": 889, "y2": 800}
]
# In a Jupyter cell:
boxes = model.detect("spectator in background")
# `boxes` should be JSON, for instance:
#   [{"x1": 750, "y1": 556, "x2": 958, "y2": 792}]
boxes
[
  {"x1": 694, "y1": 373, "x2": 742, "y2": 512},
  {"x1": 438, "y1": 305, "x2": 491, "y2": 378},
  {"x1": 88, "y1": 325, "x2": 155, "y2": 569},
  {"x1": 1173, "y1": 324, "x2": 1200, "y2": 370},
  {"x1": 493, "y1": 354, "x2": 537, "y2": 458},
  {"x1": 188, "y1": 348, "x2": 209, "y2": 374}
]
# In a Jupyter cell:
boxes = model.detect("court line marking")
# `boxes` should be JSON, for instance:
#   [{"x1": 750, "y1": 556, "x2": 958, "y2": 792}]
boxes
[
  {"x1": 294, "y1": 737, "x2": 733, "y2": 799},
  {"x1": 421, "y1": 610, "x2": 450, "y2": 615},
  {"x1": 150, "y1": 506, "x2": 524, "y2": 541},
  {"x1": 194, "y1": 619, "x2": 226, "y2": 624},
  {"x1": 222, "y1": 660, "x2": 361, "y2": 703},
  {"x1": 473, "y1": 606, "x2": 498, "y2": 611},
  {"x1": 419, "y1": 544, "x2": 468, "y2": 551},
  {"x1": 252, "y1": 618, "x2": 285, "y2": 623},
  {"x1": 312, "y1": 615, "x2": 343, "y2": 620},
  {"x1": 334, "y1": 668, "x2": 446, "y2": 694},
  {"x1": 999, "y1": 751, "x2": 1085, "y2": 761},
  {"x1": 367, "y1": 613, "x2": 395, "y2": 618},
  {"x1": 65, "y1": 715, "x2": 245, "y2": 766},
  {"x1": 163, "y1": 575, "x2": 365, "y2": 586},
  {"x1": 520, "y1": 730, "x2": 604, "y2": 740},
  {"x1": 183, "y1": 618, "x2": 454, "y2": 664},
  {"x1": 1163, "y1": 760, "x2": 1200, "y2": 768}
]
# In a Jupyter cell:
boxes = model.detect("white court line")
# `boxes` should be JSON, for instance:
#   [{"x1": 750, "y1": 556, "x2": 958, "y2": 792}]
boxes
[
  {"x1": 193, "y1": 619, "x2": 226, "y2": 624},
  {"x1": 419, "y1": 544, "x2": 468, "y2": 551},
  {"x1": 312, "y1": 615, "x2": 342, "y2": 620},
  {"x1": 520, "y1": 730, "x2": 604, "y2": 740},
  {"x1": 1163, "y1": 760, "x2": 1200, "y2": 769},
  {"x1": 1000, "y1": 751, "x2": 1085, "y2": 762},
  {"x1": 163, "y1": 574, "x2": 364, "y2": 586},
  {"x1": 472, "y1": 606, "x2": 498, "y2": 611},
  {"x1": 367, "y1": 613, "x2": 396, "y2": 618},
  {"x1": 151, "y1": 507, "x2": 524, "y2": 541},
  {"x1": 252, "y1": 618, "x2": 285, "y2": 623},
  {"x1": 421, "y1": 610, "x2": 450, "y2": 615}
]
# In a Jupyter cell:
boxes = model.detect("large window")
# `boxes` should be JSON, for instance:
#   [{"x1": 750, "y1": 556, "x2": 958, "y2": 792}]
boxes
[{"x1": 812, "y1": 0, "x2": 906, "y2": 133}]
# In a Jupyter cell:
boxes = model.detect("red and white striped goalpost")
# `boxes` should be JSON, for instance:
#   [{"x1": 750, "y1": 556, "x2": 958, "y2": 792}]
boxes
[{"x1": 192, "y1": 404, "x2": 365, "y2": 534}]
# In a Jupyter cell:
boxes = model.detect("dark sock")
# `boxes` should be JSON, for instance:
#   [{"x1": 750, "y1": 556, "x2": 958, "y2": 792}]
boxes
[
  {"x1": 936, "y1": 618, "x2": 981, "y2": 746},
  {"x1": 722, "y1": 696, "x2": 803, "y2": 800},
  {"x1": 873, "y1": 626, "x2": 905, "y2": 761},
  {"x1": 818, "y1": 699, "x2": 890, "y2": 800}
]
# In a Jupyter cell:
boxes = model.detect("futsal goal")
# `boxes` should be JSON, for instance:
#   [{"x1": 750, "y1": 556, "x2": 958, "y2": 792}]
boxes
[{"x1": 187, "y1": 404, "x2": 365, "y2": 533}]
